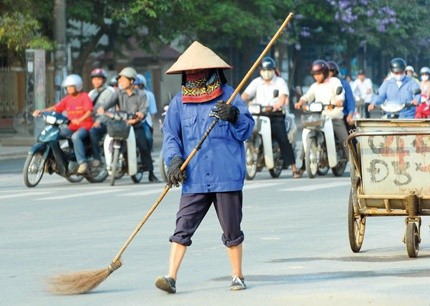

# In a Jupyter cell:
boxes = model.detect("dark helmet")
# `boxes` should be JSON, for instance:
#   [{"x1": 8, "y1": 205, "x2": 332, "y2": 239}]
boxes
[
  {"x1": 260, "y1": 57, "x2": 276, "y2": 70},
  {"x1": 90, "y1": 68, "x2": 107, "y2": 79},
  {"x1": 327, "y1": 61, "x2": 340, "y2": 76},
  {"x1": 311, "y1": 60, "x2": 329, "y2": 77},
  {"x1": 390, "y1": 57, "x2": 406, "y2": 73}
]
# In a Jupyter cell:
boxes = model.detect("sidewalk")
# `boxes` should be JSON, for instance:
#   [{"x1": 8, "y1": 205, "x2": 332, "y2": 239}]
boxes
[{"x1": 0, "y1": 136, "x2": 33, "y2": 160}]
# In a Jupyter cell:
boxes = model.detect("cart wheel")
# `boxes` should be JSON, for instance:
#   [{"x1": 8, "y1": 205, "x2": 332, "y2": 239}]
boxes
[
  {"x1": 348, "y1": 190, "x2": 365, "y2": 252},
  {"x1": 405, "y1": 222, "x2": 419, "y2": 258}
]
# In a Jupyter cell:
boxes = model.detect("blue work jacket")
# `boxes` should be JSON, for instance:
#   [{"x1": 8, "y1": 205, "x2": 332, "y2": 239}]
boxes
[
  {"x1": 162, "y1": 84, "x2": 255, "y2": 193},
  {"x1": 373, "y1": 76, "x2": 420, "y2": 118},
  {"x1": 341, "y1": 79, "x2": 355, "y2": 116}
]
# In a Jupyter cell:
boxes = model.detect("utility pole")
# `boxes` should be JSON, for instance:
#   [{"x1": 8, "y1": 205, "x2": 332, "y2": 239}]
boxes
[{"x1": 54, "y1": 0, "x2": 67, "y2": 102}]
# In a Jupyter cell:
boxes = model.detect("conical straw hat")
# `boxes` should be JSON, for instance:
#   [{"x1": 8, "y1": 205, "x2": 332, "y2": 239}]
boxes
[{"x1": 166, "y1": 41, "x2": 232, "y2": 74}]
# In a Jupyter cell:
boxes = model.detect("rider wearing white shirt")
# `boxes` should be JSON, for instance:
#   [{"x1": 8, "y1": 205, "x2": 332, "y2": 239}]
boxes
[
  {"x1": 295, "y1": 60, "x2": 349, "y2": 160},
  {"x1": 351, "y1": 70, "x2": 373, "y2": 118},
  {"x1": 242, "y1": 56, "x2": 301, "y2": 178}
]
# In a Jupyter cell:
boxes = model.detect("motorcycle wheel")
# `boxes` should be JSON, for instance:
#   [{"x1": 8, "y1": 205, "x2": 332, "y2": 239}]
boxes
[
  {"x1": 65, "y1": 175, "x2": 84, "y2": 183},
  {"x1": 23, "y1": 152, "x2": 45, "y2": 188},
  {"x1": 305, "y1": 136, "x2": 318, "y2": 179},
  {"x1": 332, "y1": 142, "x2": 347, "y2": 177},
  {"x1": 85, "y1": 159, "x2": 108, "y2": 183},
  {"x1": 158, "y1": 151, "x2": 168, "y2": 183},
  {"x1": 245, "y1": 141, "x2": 258, "y2": 180},
  {"x1": 269, "y1": 141, "x2": 283, "y2": 178},
  {"x1": 317, "y1": 166, "x2": 329, "y2": 176},
  {"x1": 110, "y1": 147, "x2": 120, "y2": 186},
  {"x1": 131, "y1": 149, "x2": 144, "y2": 183}
]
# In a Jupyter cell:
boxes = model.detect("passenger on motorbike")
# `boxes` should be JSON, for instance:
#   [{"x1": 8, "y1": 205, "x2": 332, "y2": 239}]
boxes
[
  {"x1": 368, "y1": 57, "x2": 420, "y2": 118},
  {"x1": 241, "y1": 56, "x2": 301, "y2": 178},
  {"x1": 33, "y1": 74, "x2": 93, "y2": 174},
  {"x1": 134, "y1": 73, "x2": 158, "y2": 152},
  {"x1": 327, "y1": 61, "x2": 355, "y2": 127},
  {"x1": 98, "y1": 67, "x2": 160, "y2": 183},
  {"x1": 294, "y1": 60, "x2": 349, "y2": 160},
  {"x1": 88, "y1": 68, "x2": 116, "y2": 167}
]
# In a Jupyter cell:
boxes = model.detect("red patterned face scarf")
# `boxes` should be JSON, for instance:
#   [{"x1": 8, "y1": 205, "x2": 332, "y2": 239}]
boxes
[{"x1": 182, "y1": 70, "x2": 223, "y2": 103}]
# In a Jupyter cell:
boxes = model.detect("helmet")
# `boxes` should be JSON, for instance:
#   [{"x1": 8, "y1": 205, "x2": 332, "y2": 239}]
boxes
[
  {"x1": 390, "y1": 58, "x2": 406, "y2": 73},
  {"x1": 117, "y1": 67, "x2": 137, "y2": 80},
  {"x1": 134, "y1": 75, "x2": 144, "y2": 86},
  {"x1": 327, "y1": 61, "x2": 340, "y2": 76},
  {"x1": 405, "y1": 65, "x2": 415, "y2": 73},
  {"x1": 62, "y1": 74, "x2": 83, "y2": 92},
  {"x1": 109, "y1": 76, "x2": 118, "y2": 86},
  {"x1": 136, "y1": 74, "x2": 147, "y2": 88},
  {"x1": 260, "y1": 57, "x2": 276, "y2": 70},
  {"x1": 311, "y1": 60, "x2": 329, "y2": 77},
  {"x1": 90, "y1": 68, "x2": 107, "y2": 79},
  {"x1": 420, "y1": 67, "x2": 430, "y2": 75}
]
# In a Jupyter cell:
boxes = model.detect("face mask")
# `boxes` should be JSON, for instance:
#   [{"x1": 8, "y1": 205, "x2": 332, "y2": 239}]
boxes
[
  {"x1": 260, "y1": 70, "x2": 275, "y2": 81},
  {"x1": 393, "y1": 73, "x2": 405, "y2": 81},
  {"x1": 422, "y1": 75, "x2": 429, "y2": 81}
]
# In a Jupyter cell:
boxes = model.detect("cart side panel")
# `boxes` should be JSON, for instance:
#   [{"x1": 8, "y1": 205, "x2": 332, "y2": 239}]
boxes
[{"x1": 358, "y1": 120, "x2": 430, "y2": 196}]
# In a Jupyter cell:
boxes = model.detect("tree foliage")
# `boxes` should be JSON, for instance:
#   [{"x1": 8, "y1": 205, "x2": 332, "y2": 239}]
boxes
[{"x1": 1, "y1": 0, "x2": 430, "y2": 76}]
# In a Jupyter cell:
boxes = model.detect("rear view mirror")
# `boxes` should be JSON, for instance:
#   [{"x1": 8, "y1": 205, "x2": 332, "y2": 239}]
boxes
[
  {"x1": 414, "y1": 88, "x2": 421, "y2": 95},
  {"x1": 335, "y1": 86, "x2": 343, "y2": 95}
]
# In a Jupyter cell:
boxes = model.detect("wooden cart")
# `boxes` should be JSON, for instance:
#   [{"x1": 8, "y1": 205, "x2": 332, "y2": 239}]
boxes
[{"x1": 347, "y1": 119, "x2": 430, "y2": 257}]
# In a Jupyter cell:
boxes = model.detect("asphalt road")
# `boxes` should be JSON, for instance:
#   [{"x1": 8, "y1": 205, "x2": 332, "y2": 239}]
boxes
[{"x1": 2, "y1": 156, "x2": 430, "y2": 306}]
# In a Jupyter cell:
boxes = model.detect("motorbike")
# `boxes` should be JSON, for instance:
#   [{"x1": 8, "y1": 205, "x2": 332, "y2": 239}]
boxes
[
  {"x1": 104, "y1": 111, "x2": 144, "y2": 186},
  {"x1": 300, "y1": 87, "x2": 347, "y2": 179},
  {"x1": 377, "y1": 89, "x2": 421, "y2": 119},
  {"x1": 23, "y1": 111, "x2": 108, "y2": 187},
  {"x1": 245, "y1": 104, "x2": 283, "y2": 180}
]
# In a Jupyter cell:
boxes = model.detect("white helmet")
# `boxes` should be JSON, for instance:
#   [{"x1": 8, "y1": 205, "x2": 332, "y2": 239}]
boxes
[
  {"x1": 405, "y1": 65, "x2": 415, "y2": 73},
  {"x1": 118, "y1": 67, "x2": 137, "y2": 80},
  {"x1": 420, "y1": 67, "x2": 430, "y2": 75},
  {"x1": 62, "y1": 74, "x2": 83, "y2": 92}
]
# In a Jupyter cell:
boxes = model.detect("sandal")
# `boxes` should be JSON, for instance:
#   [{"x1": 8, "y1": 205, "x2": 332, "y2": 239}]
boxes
[{"x1": 293, "y1": 170, "x2": 302, "y2": 179}]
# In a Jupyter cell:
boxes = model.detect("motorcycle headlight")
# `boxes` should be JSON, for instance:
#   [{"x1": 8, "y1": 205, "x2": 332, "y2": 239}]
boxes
[
  {"x1": 309, "y1": 103, "x2": 323, "y2": 112},
  {"x1": 46, "y1": 115, "x2": 57, "y2": 124},
  {"x1": 248, "y1": 104, "x2": 261, "y2": 114}
]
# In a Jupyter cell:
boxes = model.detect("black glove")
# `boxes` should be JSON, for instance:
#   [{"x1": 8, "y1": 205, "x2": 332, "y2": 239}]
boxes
[
  {"x1": 211, "y1": 101, "x2": 239, "y2": 124},
  {"x1": 167, "y1": 156, "x2": 186, "y2": 187}
]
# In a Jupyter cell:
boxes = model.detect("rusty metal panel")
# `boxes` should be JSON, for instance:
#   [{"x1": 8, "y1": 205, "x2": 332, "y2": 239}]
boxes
[{"x1": 357, "y1": 119, "x2": 430, "y2": 196}]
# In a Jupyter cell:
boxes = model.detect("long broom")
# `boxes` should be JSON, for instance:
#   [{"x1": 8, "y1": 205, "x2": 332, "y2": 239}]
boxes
[{"x1": 47, "y1": 12, "x2": 295, "y2": 295}]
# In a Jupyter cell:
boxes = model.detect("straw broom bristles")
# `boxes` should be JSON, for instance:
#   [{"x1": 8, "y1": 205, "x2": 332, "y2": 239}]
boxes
[{"x1": 48, "y1": 261, "x2": 122, "y2": 295}]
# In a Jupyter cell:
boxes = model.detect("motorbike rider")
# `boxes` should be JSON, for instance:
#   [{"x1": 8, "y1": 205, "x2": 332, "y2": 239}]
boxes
[
  {"x1": 350, "y1": 69, "x2": 373, "y2": 118},
  {"x1": 368, "y1": 57, "x2": 420, "y2": 118},
  {"x1": 134, "y1": 73, "x2": 158, "y2": 151},
  {"x1": 241, "y1": 56, "x2": 301, "y2": 178},
  {"x1": 98, "y1": 67, "x2": 160, "y2": 183},
  {"x1": 33, "y1": 74, "x2": 93, "y2": 174},
  {"x1": 294, "y1": 59, "x2": 349, "y2": 160},
  {"x1": 415, "y1": 67, "x2": 430, "y2": 119},
  {"x1": 88, "y1": 68, "x2": 116, "y2": 167},
  {"x1": 327, "y1": 61, "x2": 355, "y2": 127},
  {"x1": 405, "y1": 65, "x2": 420, "y2": 84}
]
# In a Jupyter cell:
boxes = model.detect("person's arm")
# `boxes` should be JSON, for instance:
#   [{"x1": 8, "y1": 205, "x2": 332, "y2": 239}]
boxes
[
  {"x1": 274, "y1": 77, "x2": 289, "y2": 111},
  {"x1": 71, "y1": 109, "x2": 92, "y2": 126},
  {"x1": 295, "y1": 83, "x2": 315, "y2": 109},
  {"x1": 97, "y1": 90, "x2": 118, "y2": 115}
]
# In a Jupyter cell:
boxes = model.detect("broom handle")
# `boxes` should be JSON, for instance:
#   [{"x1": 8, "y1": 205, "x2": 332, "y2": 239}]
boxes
[{"x1": 112, "y1": 12, "x2": 295, "y2": 264}]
